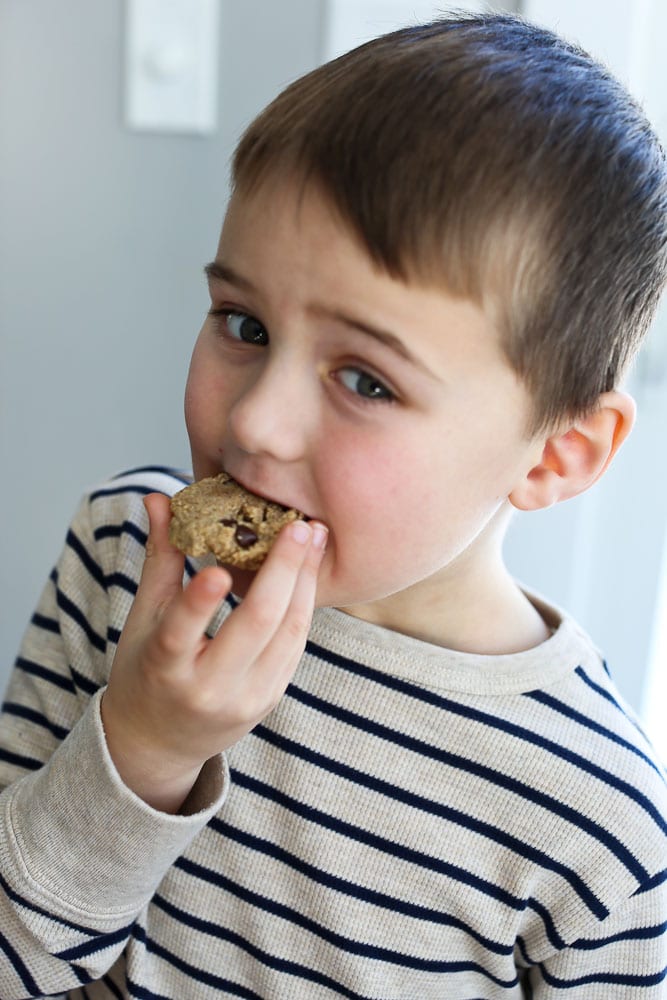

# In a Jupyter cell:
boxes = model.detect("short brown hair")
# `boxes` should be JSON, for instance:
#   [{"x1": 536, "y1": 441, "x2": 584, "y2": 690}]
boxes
[{"x1": 232, "y1": 13, "x2": 667, "y2": 432}]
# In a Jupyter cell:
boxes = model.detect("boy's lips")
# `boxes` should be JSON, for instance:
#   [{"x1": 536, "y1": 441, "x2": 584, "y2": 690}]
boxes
[{"x1": 223, "y1": 468, "x2": 312, "y2": 520}]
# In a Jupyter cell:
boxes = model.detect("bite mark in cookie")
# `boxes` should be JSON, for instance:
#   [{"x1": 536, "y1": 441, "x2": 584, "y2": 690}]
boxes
[{"x1": 169, "y1": 473, "x2": 305, "y2": 570}]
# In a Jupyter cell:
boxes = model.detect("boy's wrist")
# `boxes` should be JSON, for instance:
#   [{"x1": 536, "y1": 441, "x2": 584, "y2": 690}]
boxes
[{"x1": 100, "y1": 692, "x2": 204, "y2": 814}]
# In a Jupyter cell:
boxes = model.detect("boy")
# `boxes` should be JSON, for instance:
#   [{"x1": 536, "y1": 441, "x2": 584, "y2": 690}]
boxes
[{"x1": 1, "y1": 11, "x2": 666, "y2": 999}]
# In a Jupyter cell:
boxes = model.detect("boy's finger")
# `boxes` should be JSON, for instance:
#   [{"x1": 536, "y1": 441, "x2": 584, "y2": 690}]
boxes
[
  {"x1": 251, "y1": 521, "x2": 327, "y2": 691},
  {"x1": 133, "y1": 493, "x2": 186, "y2": 613},
  {"x1": 143, "y1": 565, "x2": 232, "y2": 670},
  {"x1": 143, "y1": 493, "x2": 178, "y2": 557},
  {"x1": 212, "y1": 520, "x2": 326, "y2": 667}
]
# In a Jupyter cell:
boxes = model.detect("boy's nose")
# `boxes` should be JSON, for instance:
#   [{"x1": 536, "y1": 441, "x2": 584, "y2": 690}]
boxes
[{"x1": 227, "y1": 361, "x2": 314, "y2": 462}]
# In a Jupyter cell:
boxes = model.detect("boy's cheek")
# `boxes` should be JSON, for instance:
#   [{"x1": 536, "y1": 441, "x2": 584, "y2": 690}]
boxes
[{"x1": 184, "y1": 379, "x2": 232, "y2": 477}]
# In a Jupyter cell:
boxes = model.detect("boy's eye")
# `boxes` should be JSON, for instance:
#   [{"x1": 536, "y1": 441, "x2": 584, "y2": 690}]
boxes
[
  {"x1": 337, "y1": 366, "x2": 394, "y2": 401},
  {"x1": 223, "y1": 310, "x2": 268, "y2": 345}
]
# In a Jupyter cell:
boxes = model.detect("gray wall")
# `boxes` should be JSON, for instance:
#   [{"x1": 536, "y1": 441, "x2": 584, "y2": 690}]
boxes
[
  {"x1": 1, "y1": 0, "x2": 663, "y2": 721},
  {"x1": 0, "y1": 0, "x2": 322, "y2": 684}
]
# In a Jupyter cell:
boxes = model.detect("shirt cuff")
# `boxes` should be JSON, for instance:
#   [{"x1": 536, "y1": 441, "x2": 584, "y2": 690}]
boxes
[{"x1": 1, "y1": 687, "x2": 228, "y2": 922}]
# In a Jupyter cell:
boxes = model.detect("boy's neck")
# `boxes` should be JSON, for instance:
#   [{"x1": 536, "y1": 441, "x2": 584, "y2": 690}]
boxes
[{"x1": 340, "y1": 561, "x2": 552, "y2": 656}]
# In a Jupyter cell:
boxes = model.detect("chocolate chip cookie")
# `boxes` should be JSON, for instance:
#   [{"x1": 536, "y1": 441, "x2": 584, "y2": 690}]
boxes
[{"x1": 169, "y1": 473, "x2": 305, "y2": 570}]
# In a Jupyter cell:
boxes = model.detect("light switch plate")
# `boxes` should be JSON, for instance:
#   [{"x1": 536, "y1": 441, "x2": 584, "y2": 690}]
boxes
[{"x1": 124, "y1": 0, "x2": 220, "y2": 135}]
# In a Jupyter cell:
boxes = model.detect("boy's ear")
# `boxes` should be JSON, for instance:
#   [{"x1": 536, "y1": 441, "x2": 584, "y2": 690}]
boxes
[{"x1": 510, "y1": 391, "x2": 636, "y2": 511}]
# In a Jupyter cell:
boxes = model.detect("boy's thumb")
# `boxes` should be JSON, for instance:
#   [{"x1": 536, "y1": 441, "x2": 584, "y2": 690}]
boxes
[{"x1": 137, "y1": 493, "x2": 186, "y2": 611}]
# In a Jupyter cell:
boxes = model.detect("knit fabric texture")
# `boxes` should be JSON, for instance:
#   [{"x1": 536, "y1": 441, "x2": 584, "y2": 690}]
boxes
[{"x1": 0, "y1": 467, "x2": 665, "y2": 999}]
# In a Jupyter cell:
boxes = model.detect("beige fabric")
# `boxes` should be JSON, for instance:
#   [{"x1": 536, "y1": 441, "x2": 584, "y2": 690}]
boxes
[{"x1": 0, "y1": 468, "x2": 665, "y2": 999}]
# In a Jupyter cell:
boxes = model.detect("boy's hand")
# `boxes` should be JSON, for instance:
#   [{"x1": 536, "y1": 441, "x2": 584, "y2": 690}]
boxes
[{"x1": 101, "y1": 493, "x2": 327, "y2": 813}]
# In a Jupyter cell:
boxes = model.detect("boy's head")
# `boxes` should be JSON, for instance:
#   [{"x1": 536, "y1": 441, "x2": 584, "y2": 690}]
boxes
[
  {"x1": 187, "y1": 12, "x2": 664, "y2": 642},
  {"x1": 232, "y1": 11, "x2": 667, "y2": 435}
]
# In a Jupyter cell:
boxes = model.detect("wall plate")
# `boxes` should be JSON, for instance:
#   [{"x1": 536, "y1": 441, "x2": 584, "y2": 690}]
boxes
[{"x1": 124, "y1": 0, "x2": 219, "y2": 135}]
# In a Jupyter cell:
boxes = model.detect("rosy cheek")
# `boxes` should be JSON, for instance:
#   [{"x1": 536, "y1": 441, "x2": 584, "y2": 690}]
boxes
[
  {"x1": 184, "y1": 353, "x2": 230, "y2": 466},
  {"x1": 185, "y1": 343, "x2": 230, "y2": 421},
  {"x1": 327, "y1": 441, "x2": 406, "y2": 522}
]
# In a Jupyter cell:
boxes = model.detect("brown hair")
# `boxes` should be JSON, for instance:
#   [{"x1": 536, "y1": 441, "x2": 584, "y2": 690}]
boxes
[{"x1": 232, "y1": 13, "x2": 667, "y2": 432}]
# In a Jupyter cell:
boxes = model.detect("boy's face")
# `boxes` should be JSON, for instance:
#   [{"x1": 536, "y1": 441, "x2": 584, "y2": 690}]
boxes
[{"x1": 185, "y1": 179, "x2": 544, "y2": 636}]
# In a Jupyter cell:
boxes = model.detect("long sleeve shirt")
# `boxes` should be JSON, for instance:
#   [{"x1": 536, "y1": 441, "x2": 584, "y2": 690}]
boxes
[{"x1": 1, "y1": 466, "x2": 665, "y2": 999}]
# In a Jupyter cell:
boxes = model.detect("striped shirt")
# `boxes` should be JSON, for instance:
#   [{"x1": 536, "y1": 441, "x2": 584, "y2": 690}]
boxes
[{"x1": 0, "y1": 466, "x2": 665, "y2": 999}]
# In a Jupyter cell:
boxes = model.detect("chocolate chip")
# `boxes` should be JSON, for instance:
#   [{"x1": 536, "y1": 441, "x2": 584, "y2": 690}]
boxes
[
  {"x1": 235, "y1": 524, "x2": 258, "y2": 548},
  {"x1": 219, "y1": 518, "x2": 236, "y2": 527}
]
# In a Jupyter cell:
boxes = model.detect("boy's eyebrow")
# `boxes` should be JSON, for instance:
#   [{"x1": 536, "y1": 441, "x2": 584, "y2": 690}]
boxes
[
  {"x1": 204, "y1": 259, "x2": 437, "y2": 378},
  {"x1": 204, "y1": 260, "x2": 255, "y2": 291},
  {"x1": 318, "y1": 307, "x2": 435, "y2": 376}
]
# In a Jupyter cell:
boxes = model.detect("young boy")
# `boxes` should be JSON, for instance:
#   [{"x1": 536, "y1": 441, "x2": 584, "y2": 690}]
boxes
[{"x1": 1, "y1": 12, "x2": 666, "y2": 999}]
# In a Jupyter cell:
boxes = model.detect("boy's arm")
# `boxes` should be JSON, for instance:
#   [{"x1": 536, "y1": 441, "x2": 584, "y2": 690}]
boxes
[
  {"x1": 0, "y1": 487, "x2": 325, "y2": 998},
  {"x1": 0, "y1": 490, "x2": 226, "y2": 998},
  {"x1": 521, "y1": 872, "x2": 667, "y2": 998},
  {"x1": 0, "y1": 689, "x2": 227, "y2": 998}
]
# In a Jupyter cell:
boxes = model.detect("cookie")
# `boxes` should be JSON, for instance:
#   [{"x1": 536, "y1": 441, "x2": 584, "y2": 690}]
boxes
[{"x1": 169, "y1": 473, "x2": 305, "y2": 570}]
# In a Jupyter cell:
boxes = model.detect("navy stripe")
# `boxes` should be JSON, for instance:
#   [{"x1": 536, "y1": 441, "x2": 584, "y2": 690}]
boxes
[
  {"x1": 0, "y1": 746, "x2": 43, "y2": 772},
  {"x1": 55, "y1": 587, "x2": 106, "y2": 654},
  {"x1": 525, "y1": 689, "x2": 664, "y2": 780},
  {"x1": 66, "y1": 529, "x2": 105, "y2": 589},
  {"x1": 0, "y1": 928, "x2": 41, "y2": 995},
  {"x1": 285, "y1": 679, "x2": 648, "y2": 886},
  {"x1": 106, "y1": 572, "x2": 138, "y2": 597},
  {"x1": 15, "y1": 651, "x2": 98, "y2": 699},
  {"x1": 304, "y1": 645, "x2": 661, "y2": 863},
  {"x1": 90, "y1": 484, "x2": 158, "y2": 503},
  {"x1": 575, "y1": 665, "x2": 628, "y2": 709},
  {"x1": 56, "y1": 922, "x2": 135, "y2": 961},
  {"x1": 1, "y1": 701, "x2": 69, "y2": 741},
  {"x1": 111, "y1": 465, "x2": 190, "y2": 482},
  {"x1": 152, "y1": 890, "x2": 518, "y2": 992},
  {"x1": 95, "y1": 521, "x2": 147, "y2": 546},
  {"x1": 15, "y1": 656, "x2": 76, "y2": 694},
  {"x1": 232, "y1": 766, "x2": 525, "y2": 911},
  {"x1": 515, "y1": 935, "x2": 536, "y2": 968},
  {"x1": 572, "y1": 920, "x2": 667, "y2": 950},
  {"x1": 184, "y1": 558, "x2": 199, "y2": 580},
  {"x1": 131, "y1": 923, "x2": 267, "y2": 1000},
  {"x1": 124, "y1": 976, "x2": 174, "y2": 1000},
  {"x1": 108, "y1": 627, "x2": 122, "y2": 646},
  {"x1": 525, "y1": 896, "x2": 567, "y2": 951},
  {"x1": 0, "y1": 870, "x2": 101, "y2": 937},
  {"x1": 634, "y1": 869, "x2": 667, "y2": 895},
  {"x1": 71, "y1": 962, "x2": 94, "y2": 985},
  {"x1": 30, "y1": 611, "x2": 59, "y2": 635},
  {"x1": 539, "y1": 964, "x2": 667, "y2": 988},
  {"x1": 575, "y1": 666, "x2": 651, "y2": 741},
  {"x1": 204, "y1": 818, "x2": 512, "y2": 955},
  {"x1": 172, "y1": 855, "x2": 511, "y2": 971},
  {"x1": 257, "y1": 706, "x2": 607, "y2": 919},
  {"x1": 70, "y1": 666, "x2": 101, "y2": 697}
]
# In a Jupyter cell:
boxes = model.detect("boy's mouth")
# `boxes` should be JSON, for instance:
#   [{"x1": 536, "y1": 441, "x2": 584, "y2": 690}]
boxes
[
  {"x1": 170, "y1": 471, "x2": 310, "y2": 571},
  {"x1": 223, "y1": 468, "x2": 312, "y2": 521}
]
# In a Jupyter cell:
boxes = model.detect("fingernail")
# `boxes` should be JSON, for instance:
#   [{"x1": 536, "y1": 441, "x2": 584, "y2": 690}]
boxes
[
  {"x1": 311, "y1": 523, "x2": 328, "y2": 551},
  {"x1": 290, "y1": 520, "x2": 311, "y2": 545}
]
